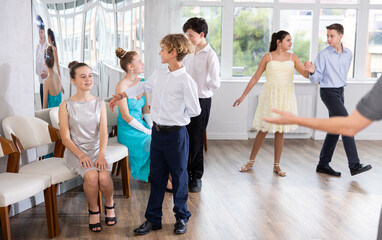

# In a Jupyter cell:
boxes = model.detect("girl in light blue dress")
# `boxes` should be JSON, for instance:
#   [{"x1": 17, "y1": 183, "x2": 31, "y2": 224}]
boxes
[
  {"x1": 42, "y1": 46, "x2": 62, "y2": 109},
  {"x1": 115, "y1": 48, "x2": 151, "y2": 182}
]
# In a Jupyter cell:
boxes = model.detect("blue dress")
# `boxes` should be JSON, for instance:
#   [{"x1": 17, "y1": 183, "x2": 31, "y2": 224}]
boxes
[
  {"x1": 48, "y1": 88, "x2": 62, "y2": 108},
  {"x1": 117, "y1": 88, "x2": 151, "y2": 182}
]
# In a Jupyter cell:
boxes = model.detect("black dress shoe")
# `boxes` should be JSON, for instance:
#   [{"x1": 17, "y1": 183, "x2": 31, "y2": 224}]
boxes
[
  {"x1": 174, "y1": 219, "x2": 187, "y2": 234},
  {"x1": 350, "y1": 164, "x2": 372, "y2": 176},
  {"x1": 133, "y1": 220, "x2": 162, "y2": 235},
  {"x1": 189, "y1": 178, "x2": 202, "y2": 192},
  {"x1": 316, "y1": 165, "x2": 341, "y2": 176}
]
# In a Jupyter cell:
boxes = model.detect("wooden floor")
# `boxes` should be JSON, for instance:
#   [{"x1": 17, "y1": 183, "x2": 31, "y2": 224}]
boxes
[{"x1": 6, "y1": 139, "x2": 382, "y2": 240}]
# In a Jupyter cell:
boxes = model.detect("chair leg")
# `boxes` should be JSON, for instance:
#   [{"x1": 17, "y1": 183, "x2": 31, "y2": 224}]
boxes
[
  {"x1": 0, "y1": 206, "x2": 11, "y2": 240},
  {"x1": 111, "y1": 163, "x2": 117, "y2": 175},
  {"x1": 98, "y1": 191, "x2": 103, "y2": 214},
  {"x1": 43, "y1": 187, "x2": 55, "y2": 238},
  {"x1": 116, "y1": 162, "x2": 122, "y2": 176},
  {"x1": 50, "y1": 184, "x2": 60, "y2": 237},
  {"x1": 120, "y1": 156, "x2": 131, "y2": 198},
  {"x1": 204, "y1": 130, "x2": 208, "y2": 151}
]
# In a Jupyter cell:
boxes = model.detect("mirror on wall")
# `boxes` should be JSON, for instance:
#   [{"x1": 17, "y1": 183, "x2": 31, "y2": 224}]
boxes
[{"x1": 32, "y1": 0, "x2": 145, "y2": 111}]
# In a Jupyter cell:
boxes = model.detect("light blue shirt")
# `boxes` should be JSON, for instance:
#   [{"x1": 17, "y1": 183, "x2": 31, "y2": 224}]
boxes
[{"x1": 309, "y1": 44, "x2": 352, "y2": 88}]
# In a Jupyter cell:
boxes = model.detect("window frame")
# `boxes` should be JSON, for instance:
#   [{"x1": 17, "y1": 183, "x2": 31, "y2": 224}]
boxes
[{"x1": 182, "y1": 0, "x2": 382, "y2": 81}]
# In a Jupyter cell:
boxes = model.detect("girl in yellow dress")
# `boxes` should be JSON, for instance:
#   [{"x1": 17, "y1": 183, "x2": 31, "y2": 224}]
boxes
[{"x1": 233, "y1": 30, "x2": 309, "y2": 176}]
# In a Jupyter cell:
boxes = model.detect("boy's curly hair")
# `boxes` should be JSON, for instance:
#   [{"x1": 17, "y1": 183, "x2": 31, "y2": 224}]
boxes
[{"x1": 160, "y1": 34, "x2": 194, "y2": 62}]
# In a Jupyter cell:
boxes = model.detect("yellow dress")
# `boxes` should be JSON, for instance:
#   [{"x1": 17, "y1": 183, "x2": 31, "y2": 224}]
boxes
[{"x1": 253, "y1": 53, "x2": 298, "y2": 133}]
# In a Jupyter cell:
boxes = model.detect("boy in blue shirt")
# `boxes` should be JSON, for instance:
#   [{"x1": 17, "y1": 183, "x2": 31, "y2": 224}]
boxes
[{"x1": 304, "y1": 23, "x2": 371, "y2": 176}]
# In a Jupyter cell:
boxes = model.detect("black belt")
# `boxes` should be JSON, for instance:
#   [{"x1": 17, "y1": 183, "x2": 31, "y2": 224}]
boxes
[{"x1": 154, "y1": 122, "x2": 182, "y2": 133}]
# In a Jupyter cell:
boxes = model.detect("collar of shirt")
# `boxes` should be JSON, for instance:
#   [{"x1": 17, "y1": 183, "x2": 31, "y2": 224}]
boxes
[
  {"x1": 195, "y1": 43, "x2": 211, "y2": 55},
  {"x1": 164, "y1": 66, "x2": 186, "y2": 77},
  {"x1": 328, "y1": 43, "x2": 349, "y2": 54}
]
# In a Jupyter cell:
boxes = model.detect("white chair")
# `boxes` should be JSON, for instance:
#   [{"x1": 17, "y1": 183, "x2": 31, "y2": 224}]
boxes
[
  {"x1": 49, "y1": 107, "x2": 59, "y2": 129},
  {"x1": 36, "y1": 108, "x2": 56, "y2": 158},
  {"x1": 49, "y1": 102, "x2": 131, "y2": 197},
  {"x1": 2, "y1": 116, "x2": 78, "y2": 238},
  {"x1": 0, "y1": 136, "x2": 54, "y2": 239}
]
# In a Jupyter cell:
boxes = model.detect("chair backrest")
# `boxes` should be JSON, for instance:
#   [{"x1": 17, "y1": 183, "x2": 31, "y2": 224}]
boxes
[
  {"x1": 104, "y1": 97, "x2": 118, "y2": 127},
  {"x1": 35, "y1": 108, "x2": 53, "y2": 125},
  {"x1": 49, "y1": 107, "x2": 60, "y2": 129},
  {"x1": 0, "y1": 135, "x2": 21, "y2": 173},
  {"x1": 2, "y1": 116, "x2": 53, "y2": 150}
]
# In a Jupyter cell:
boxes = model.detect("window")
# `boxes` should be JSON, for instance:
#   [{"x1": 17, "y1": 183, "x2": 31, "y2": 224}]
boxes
[
  {"x1": 280, "y1": 10, "x2": 313, "y2": 69},
  {"x1": 319, "y1": 9, "x2": 357, "y2": 78},
  {"x1": 233, "y1": 7, "x2": 272, "y2": 77},
  {"x1": 182, "y1": 6, "x2": 222, "y2": 65},
  {"x1": 182, "y1": 0, "x2": 375, "y2": 80},
  {"x1": 367, "y1": 9, "x2": 382, "y2": 78},
  {"x1": 124, "y1": 10, "x2": 132, "y2": 50}
]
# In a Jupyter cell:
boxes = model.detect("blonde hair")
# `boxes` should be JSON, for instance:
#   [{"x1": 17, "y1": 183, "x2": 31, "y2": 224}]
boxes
[
  {"x1": 160, "y1": 34, "x2": 194, "y2": 61},
  {"x1": 115, "y1": 48, "x2": 138, "y2": 73}
]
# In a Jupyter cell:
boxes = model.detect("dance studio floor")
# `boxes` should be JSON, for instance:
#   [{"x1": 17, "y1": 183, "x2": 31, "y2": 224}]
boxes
[{"x1": 7, "y1": 139, "x2": 382, "y2": 239}]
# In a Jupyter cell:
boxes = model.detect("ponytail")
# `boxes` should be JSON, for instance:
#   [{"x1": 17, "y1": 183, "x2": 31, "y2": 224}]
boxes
[{"x1": 269, "y1": 30, "x2": 290, "y2": 52}]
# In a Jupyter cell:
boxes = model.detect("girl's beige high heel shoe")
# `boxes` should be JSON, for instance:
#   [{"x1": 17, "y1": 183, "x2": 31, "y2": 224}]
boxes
[
  {"x1": 273, "y1": 163, "x2": 286, "y2": 177},
  {"x1": 239, "y1": 159, "x2": 255, "y2": 172}
]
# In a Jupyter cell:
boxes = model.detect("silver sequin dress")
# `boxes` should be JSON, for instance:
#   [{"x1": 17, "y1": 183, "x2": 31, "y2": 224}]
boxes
[{"x1": 64, "y1": 97, "x2": 110, "y2": 177}]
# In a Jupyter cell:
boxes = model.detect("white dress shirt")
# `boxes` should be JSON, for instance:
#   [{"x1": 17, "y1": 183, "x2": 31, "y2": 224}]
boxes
[
  {"x1": 124, "y1": 66, "x2": 201, "y2": 126},
  {"x1": 182, "y1": 43, "x2": 220, "y2": 98},
  {"x1": 36, "y1": 41, "x2": 49, "y2": 84}
]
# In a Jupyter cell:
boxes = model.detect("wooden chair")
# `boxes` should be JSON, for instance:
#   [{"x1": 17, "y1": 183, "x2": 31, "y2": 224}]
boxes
[
  {"x1": 0, "y1": 136, "x2": 54, "y2": 239},
  {"x1": 2, "y1": 116, "x2": 78, "y2": 238}
]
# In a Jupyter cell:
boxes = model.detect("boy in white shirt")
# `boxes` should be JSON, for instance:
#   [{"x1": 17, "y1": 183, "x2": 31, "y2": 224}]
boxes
[
  {"x1": 110, "y1": 34, "x2": 201, "y2": 235},
  {"x1": 182, "y1": 17, "x2": 221, "y2": 192},
  {"x1": 36, "y1": 15, "x2": 49, "y2": 106}
]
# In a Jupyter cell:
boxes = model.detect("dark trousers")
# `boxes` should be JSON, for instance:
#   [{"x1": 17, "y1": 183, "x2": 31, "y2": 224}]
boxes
[
  {"x1": 40, "y1": 83, "x2": 43, "y2": 107},
  {"x1": 319, "y1": 87, "x2": 360, "y2": 169},
  {"x1": 186, "y1": 98, "x2": 211, "y2": 180},
  {"x1": 145, "y1": 126, "x2": 191, "y2": 225}
]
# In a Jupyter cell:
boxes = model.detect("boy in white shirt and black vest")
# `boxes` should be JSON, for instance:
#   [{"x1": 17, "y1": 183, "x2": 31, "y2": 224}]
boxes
[
  {"x1": 182, "y1": 17, "x2": 221, "y2": 192},
  {"x1": 110, "y1": 34, "x2": 201, "y2": 235}
]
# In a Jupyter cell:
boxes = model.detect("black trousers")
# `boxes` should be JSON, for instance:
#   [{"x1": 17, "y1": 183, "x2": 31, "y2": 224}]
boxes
[
  {"x1": 40, "y1": 83, "x2": 43, "y2": 107},
  {"x1": 319, "y1": 87, "x2": 360, "y2": 169},
  {"x1": 145, "y1": 126, "x2": 191, "y2": 225},
  {"x1": 186, "y1": 98, "x2": 211, "y2": 180}
]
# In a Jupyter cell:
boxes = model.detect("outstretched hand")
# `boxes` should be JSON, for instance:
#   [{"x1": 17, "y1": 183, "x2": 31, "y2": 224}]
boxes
[
  {"x1": 233, "y1": 97, "x2": 244, "y2": 107},
  {"x1": 262, "y1": 108, "x2": 297, "y2": 125},
  {"x1": 109, "y1": 94, "x2": 122, "y2": 111}
]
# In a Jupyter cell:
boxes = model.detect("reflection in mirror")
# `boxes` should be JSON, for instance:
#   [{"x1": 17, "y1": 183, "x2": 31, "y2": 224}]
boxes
[{"x1": 32, "y1": 0, "x2": 145, "y2": 111}]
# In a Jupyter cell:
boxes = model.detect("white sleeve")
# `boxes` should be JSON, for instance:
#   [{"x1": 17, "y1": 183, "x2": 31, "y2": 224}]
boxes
[
  {"x1": 184, "y1": 76, "x2": 201, "y2": 117},
  {"x1": 124, "y1": 71, "x2": 156, "y2": 98},
  {"x1": 206, "y1": 52, "x2": 221, "y2": 91},
  {"x1": 128, "y1": 118, "x2": 151, "y2": 135}
]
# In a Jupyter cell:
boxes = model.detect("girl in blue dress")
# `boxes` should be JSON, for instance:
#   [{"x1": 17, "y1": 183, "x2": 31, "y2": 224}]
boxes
[
  {"x1": 43, "y1": 46, "x2": 62, "y2": 109},
  {"x1": 115, "y1": 48, "x2": 152, "y2": 182}
]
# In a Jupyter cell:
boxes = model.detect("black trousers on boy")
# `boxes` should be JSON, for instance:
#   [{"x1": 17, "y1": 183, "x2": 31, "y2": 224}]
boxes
[
  {"x1": 319, "y1": 87, "x2": 360, "y2": 169},
  {"x1": 186, "y1": 98, "x2": 211, "y2": 180},
  {"x1": 145, "y1": 125, "x2": 191, "y2": 225}
]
